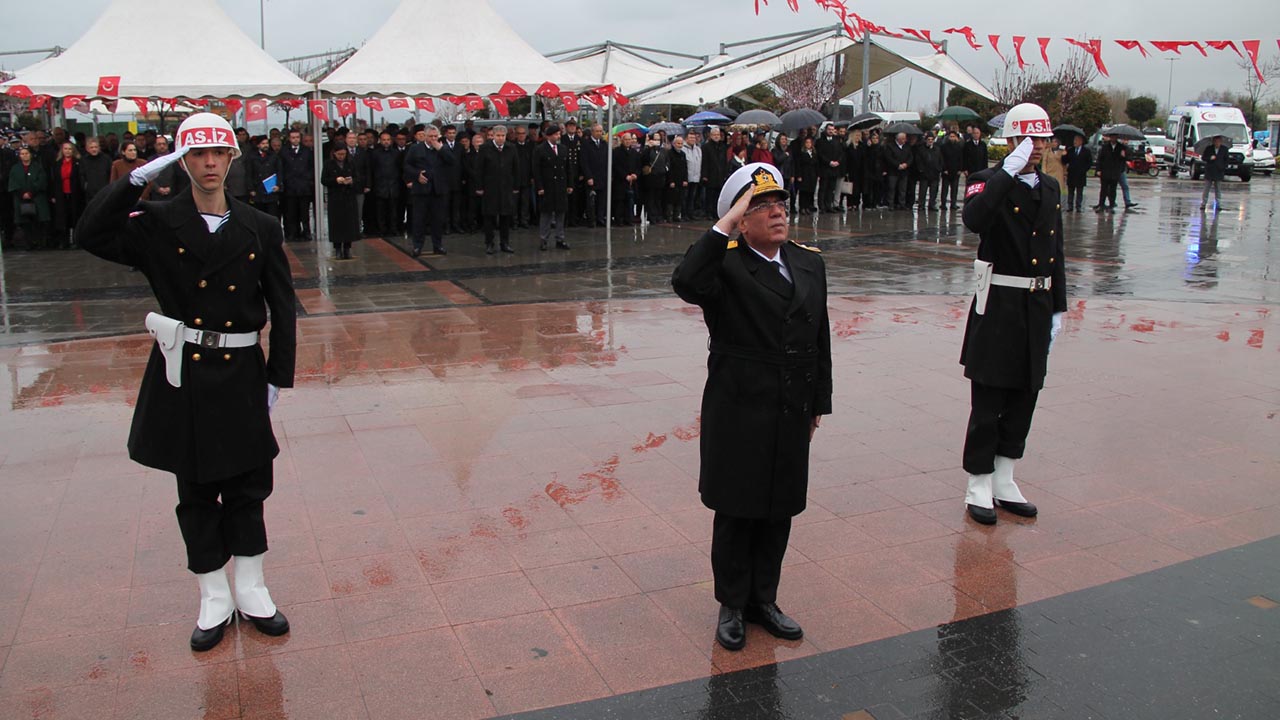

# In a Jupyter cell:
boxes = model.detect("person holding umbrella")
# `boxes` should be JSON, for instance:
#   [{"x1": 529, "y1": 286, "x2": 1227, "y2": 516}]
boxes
[
  {"x1": 1200, "y1": 135, "x2": 1229, "y2": 212},
  {"x1": 1093, "y1": 134, "x2": 1127, "y2": 213},
  {"x1": 1063, "y1": 134, "x2": 1091, "y2": 212}
]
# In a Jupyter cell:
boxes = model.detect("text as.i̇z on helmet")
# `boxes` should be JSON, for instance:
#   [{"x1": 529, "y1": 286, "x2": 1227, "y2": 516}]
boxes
[
  {"x1": 179, "y1": 128, "x2": 233, "y2": 147},
  {"x1": 1010, "y1": 119, "x2": 1051, "y2": 136}
]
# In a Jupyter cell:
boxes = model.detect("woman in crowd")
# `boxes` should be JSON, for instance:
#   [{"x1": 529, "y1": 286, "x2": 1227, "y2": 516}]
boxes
[
  {"x1": 793, "y1": 136, "x2": 819, "y2": 213},
  {"x1": 750, "y1": 133, "x2": 773, "y2": 164},
  {"x1": 842, "y1": 129, "x2": 863, "y2": 211},
  {"x1": 321, "y1": 144, "x2": 359, "y2": 260},
  {"x1": 863, "y1": 130, "x2": 885, "y2": 209},
  {"x1": 109, "y1": 142, "x2": 149, "y2": 198},
  {"x1": 8, "y1": 146, "x2": 50, "y2": 249},
  {"x1": 772, "y1": 133, "x2": 792, "y2": 207},
  {"x1": 49, "y1": 141, "x2": 85, "y2": 249}
]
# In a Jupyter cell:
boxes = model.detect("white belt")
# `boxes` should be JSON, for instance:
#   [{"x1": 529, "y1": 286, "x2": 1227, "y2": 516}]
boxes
[
  {"x1": 145, "y1": 312, "x2": 259, "y2": 388},
  {"x1": 990, "y1": 273, "x2": 1051, "y2": 292}
]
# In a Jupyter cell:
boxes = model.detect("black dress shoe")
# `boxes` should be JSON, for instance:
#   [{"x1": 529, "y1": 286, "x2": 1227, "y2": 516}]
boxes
[
  {"x1": 967, "y1": 504, "x2": 997, "y2": 525},
  {"x1": 994, "y1": 498, "x2": 1038, "y2": 517},
  {"x1": 500, "y1": 245, "x2": 515, "y2": 254},
  {"x1": 744, "y1": 603, "x2": 803, "y2": 640},
  {"x1": 555, "y1": 241, "x2": 570, "y2": 250},
  {"x1": 539, "y1": 241, "x2": 548, "y2": 251},
  {"x1": 411, "y1": 247, "x2": 422, "y2": 257},
  {"x1": 432, "y1": 247, "x2": 447, "y2": 255},
  {"x1": 240, "y1": 609, "x2": 290, "y2": 636},
  {"x1": 485, "y1": 245, "x2": 496, "y2": 255},
  {"x1": 716, "y1": 606, "x2": 745, "y2": 651},
  {"x1": 190, "y1": 614, "x2": 233, "y2": 652}
]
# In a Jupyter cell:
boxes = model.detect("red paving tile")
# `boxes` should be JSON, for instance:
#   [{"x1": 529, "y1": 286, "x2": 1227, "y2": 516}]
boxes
[{"x1": 1, "y1": 295, "x2": 1277, "y2": 716}]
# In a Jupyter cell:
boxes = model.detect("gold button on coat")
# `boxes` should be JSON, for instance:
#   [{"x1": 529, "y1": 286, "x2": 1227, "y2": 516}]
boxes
[
  {"x1": 178, "y1": 247, "x2": 185, "y2": 254},
  {"x1": 192, "y1": 353, "x2": 202, "y2": 362},
  {"x1": 227, "y1": 285, "x2": 236, "y2": 292},
  {"x1": 1014, "y1": 207, "x2": 1020, "y2": 214},
  {"x1": 248, "y1": 253, "x2": 256, "y2": 261},
  {"x1": 198, "y1": 280, "x2": 208, "y2": 288},
  {"x1": 193, "y1": 318, "x2": 203, "y2": 326},
  {"x1": 224, "y1": 321, "x2": 233, "y2": 328},
  {"x1": 223, "y1": 354, "x2": 231, "y2": 361},
  {"x1": 1031, "y1": 258, "x2": 1038, "y2": 266}
]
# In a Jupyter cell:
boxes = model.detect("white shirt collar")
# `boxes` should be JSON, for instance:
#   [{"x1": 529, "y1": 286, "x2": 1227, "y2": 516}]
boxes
[{"x1": 747, "y1": 243, "x2": 791, "y2": 283}]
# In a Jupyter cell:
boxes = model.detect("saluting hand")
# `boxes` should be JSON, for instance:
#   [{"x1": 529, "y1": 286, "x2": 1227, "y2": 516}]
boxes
[{"x1": 713, "y1": 185, "x2": 755, "y2": 236}]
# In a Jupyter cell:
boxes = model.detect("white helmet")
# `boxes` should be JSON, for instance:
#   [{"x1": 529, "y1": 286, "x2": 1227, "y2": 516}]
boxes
[
  {"x1": 175, "y1": 112, "x2": 241, "y2": 158},
  {"x1": 1001, "y1": 103, "x2": 1054, "y2": 139}
]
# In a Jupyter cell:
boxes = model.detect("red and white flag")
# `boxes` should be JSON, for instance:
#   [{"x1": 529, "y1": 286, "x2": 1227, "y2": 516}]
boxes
[
  {"x1": 497, "y1": 81, "x2": 527, "y2": 99},
  {"x1": 362, "y1": 97, "x2": 383, "y2": 111},
  {"x1": 388, "y1": 97, "x2": 410, "y2": 109},
  {"x1": 5, "y1": 84, "x2": 33, "y2": 99},
  {"x1": 309, "y1": 100, "x2": 330, "y2": 121},
  {"x1": 415, "y1": 97, "x2": 435, "y2": 112},
  {"x1": 62, "y1": 95, "x2": 86, "y2": 110},
  {"x1": 30, "y1": 95, "x2": 51, "y2": 109},
  {"x1": 464, "y1": 95, "x2": 485, "y2": 111},
  {"x1": 131, "y1": 97, "x2": 150, "y2": 114},
  {"x1": 559, "y1": 92, "x2": 580, "y2": 112},
  {"x1": 245, "y1": 99, "x2": 268, "y2": 121},
  {"x1": 489, "y1": 96, "x2": 510, "y2": 117},
  {"x1": 223, "y1": 98, "x2": 242, "y2": 114},
  {"x1": 96, "y1": 75, "x2": 121, "y2": 97},
  {"x1": 336, "y1": 99, "x2": 357, "y2": 116},
  {"x1": 535, "y1": 82, "x2": 561, "y2": 98}
]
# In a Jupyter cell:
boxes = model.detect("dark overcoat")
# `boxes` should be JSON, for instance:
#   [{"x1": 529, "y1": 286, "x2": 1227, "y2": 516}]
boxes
[
  {"x1": 531, "y1": 141, "x2": 569, "y2": 213},
  {"x1": 477, "y1": 141, "x2": 520, "y2": 216},
  {"x1": 960, "y1": 168, "x2": 1067, "y2": 391},
  {"x1": 1096, "y1": 141, "x2": 1128, "y2": 181},
  {"x1": 402, "y1": 142, "x2": 453, "y2": 197},
  {"x1": 369, "y1": 146, "x2": 402, "y2": 199},
  {"x1": 322, "y1": 157, "x2": 360, "y2": 245},
  {"x1": 672, "y1": 230, "x2": 833, "y2": 520},
  {"x1": 249, "y1": 150, "x2": 282, "y2": 207},
  {"x1": 278, "y1": 144, "x2": 313, "y2": 197},
  {"x1": 1064, "y1": 145, "x2": 1092, "y2": 187},
  {"x1": 77, "y1": 178, "x2": 296, "y2": 484},
  {"x1": 962, "y1": 138, "x2": 988, "y2": 173}
]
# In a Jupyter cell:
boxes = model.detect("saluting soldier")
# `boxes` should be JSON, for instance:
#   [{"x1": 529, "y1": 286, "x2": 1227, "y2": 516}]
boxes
[
  {"x1": 959, "y1": 103, "x2": 1066, "y2": 525},
  {"x1": 672, "y1": 163, "x2": 833, "y2": 652},
  {"x1": 77, "y1": 112, "x2": 296, "y2": 651}
]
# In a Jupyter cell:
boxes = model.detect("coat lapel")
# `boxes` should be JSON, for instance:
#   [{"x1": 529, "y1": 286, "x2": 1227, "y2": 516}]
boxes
[
  {"x1": 783, "y1": 244, "x2": 811, "y2": 314},
  {"x1": 738, "y1": 241, "x2": 793, "y2": 299},
  {"x1": 164, "y1": 192, "x2": 256, "y2": 279}
]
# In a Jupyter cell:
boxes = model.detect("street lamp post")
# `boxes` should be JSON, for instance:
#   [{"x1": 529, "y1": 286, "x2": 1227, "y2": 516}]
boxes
[{"x1": 1166, "y1": 57, "x2": 1179, "y2": 111}]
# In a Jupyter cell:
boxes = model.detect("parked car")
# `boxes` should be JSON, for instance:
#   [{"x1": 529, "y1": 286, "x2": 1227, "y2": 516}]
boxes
[{"x1": 1252, "y1": 145, "x2": 1275, "y2": 176}]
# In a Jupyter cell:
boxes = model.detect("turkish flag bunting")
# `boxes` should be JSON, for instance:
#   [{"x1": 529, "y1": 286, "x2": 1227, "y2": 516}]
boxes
[
  {"x1": 31, "y1": 95, "x2": 51, "y2": 109},
  {"x1": 497, "y1": 81, "x2": 527, "y2": 99},
  {"x1": 131, "y1": 97, "x2": 149, "y2": 113},
  {"x1": 535, "y1": 82, "x2": 561, "y2": 98},
  {"x1": 105, "y1": 99, "x2": 118, "y2": 113},
  {"x1": 559, "y1": 92, "x2": 580, "y2": 112},
  {"x1": 246, "y1": 99, "x2": 267, "y2": 121},
  {"x1": 362, "y1": 97, "x2": 383, "y2": 111},
  {"x1": 1206, "y1": 41, "x2": 1242, "y2": 58},
  {"x1": 613, "y1": 92, "x2": 630, "y2": 107},
  {"x1": 97, "y1": 75, "x2": 121, "y2": 97},
  {"x1": 582, "y1": 92, "x2": 604, "y2": 107},
  {"x1": 189, "y1": 98, "x2": 209, "y2": 107},
  {"x1": 415, "y1": 97, "x2": 435, "y2": 112},
  {"x1": 62, "y1": 95, "x2": 85, "y2": 110},
  {"x1": 388, "y1": 97, "x2": 410, "y2": 109},
  {"x1": 309, "y1": 100, "x2": 329, "y2": 121},
  {"x1": 5, "y1": 84, "x2": 33, "y2": 99},
  {"x1": 336, "y1": 99, "x2": 357, "y2": 117},
  {"x1": 594, "y1": 84, "x2": 616, "y2": 98},
  {"x1": 280, "y1": 99, "x2": 305, "y2": 110},
  {"x1": 1064, "y1": 38, "x2": 1109, "y2": 77},
  {"x1": 223, "y1": 98, "x2": 242, "y2": 114},
  {"x1": 1115, "y1": 40, "x2": 1150, "y2": 58},
  {"x1": 1012, "y1": 36, "x2": 1028, "y2": 69},
  {"x1": 162, "y1": 98, "x2": 179, "y2": 110},
  {"x1": 464, "y1": 95, "x2": 485, "y2": 111},
  {"x1": 1037, "y1": 38, "x2": 1051, "y2": 67},
  {"x1": 443, "y1": 96, "x2": 463, "y2": 106},
  {"x1": 489, "y1": 96, "x2": 510, "y2": 117},
  {"x1": 943, "y1": 26, "x2": 983, "y2": 51},
  {"x1": 901, "y1": 28, "x2": 941, "y2": 52},
  {"x1": 1150, "y1": 41, "x2": 1194, "y2": 54},
  {"x1": 1241, "y1": 40, "x2": 1265, "y2": 84},
  {"x1": 988, "y1": 35, "x2": 1005, "y2": 62}
]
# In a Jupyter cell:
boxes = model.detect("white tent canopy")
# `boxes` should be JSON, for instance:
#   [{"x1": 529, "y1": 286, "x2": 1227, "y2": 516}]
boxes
[
  {"x1": 0, "y1": 0, "x2": 310, "y2": 99},
  {"x1": 551, "y1": 43, "x2": 703, "y2": 95},
  {"x1": 630, "y1": 27, "x2": 995, "y2": 107},
  {"x1": 318, "y1": 0, "x2": 595, "y2": 96}
]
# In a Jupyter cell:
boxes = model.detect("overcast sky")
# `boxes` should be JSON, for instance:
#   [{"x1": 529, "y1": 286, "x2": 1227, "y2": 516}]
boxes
[{"x1": 3, "y1": 0, "x2": 1274, "y2": 114}]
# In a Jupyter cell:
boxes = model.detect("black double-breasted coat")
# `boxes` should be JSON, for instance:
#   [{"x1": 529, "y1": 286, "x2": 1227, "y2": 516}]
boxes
[
  {"x1": 322, "y1": 157, "x2": 360, "y2": 245},
  {"x1": 960, "y1": 168, "x2": 1067, "y2": 392},
  {"x1": 77, "y1": 178, "x2": 297, "y2": 484},
  {"x1": 476, "y1": 141, "x2": 520, "y2": 216},
  {"x1": 531, "y1": 141, "x2": 569, "y2": 213},
  {"x1": 673, "y1": 230, "x2": 833, "y2": 520}
]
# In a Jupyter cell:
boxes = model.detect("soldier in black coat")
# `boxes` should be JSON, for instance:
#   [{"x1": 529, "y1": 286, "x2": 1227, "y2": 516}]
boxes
[
  {"x1": 1093, "y1": 135, "x2": 1127, "y2": 212},
  {"x1": 476, "y1": 125, "x2": 521, "y2": 253},
  {"x1": 561, "y1": 119, "x2": 585, "y2": 226},
  {"x1": 1063, "y1": 135, "x2": 1092, "y2": 211},
  {"x1": 531, "y1": 124, "x2": 571, "y2": 250},
  {"x1": 959, "y1": 106, "x2": 1067, "y2": 526},
  {"x1": 277, "y1": 129, "x2": 314, "y2": 241},
  {"x1": 76, "y1": 113, "x2": 296, "y2": 652},
  {"x1": 672, "y1": 162, "x2": 832, "y2": 652},
  {"x1": 402, "y1": 125, "x2": 455, "y2": 256}
]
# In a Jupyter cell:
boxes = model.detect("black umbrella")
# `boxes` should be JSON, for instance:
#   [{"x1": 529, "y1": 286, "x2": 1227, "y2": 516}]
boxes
[
  {"x1": 1194, "y1": 135, "x2": 1229, "y2": 155},
  {"x1": 885, "y1": 122, "x2": 924, "y2": 137},
  {"x1": 736, "y1": 109, "x2": 783, "y2": 126},
  {"x1": 1100, "y1": 123, "x2": 1145, "y2": 141},
  {"x1": 1053, "y1": 124, "x2": 1085, "y2": 140},
  {"x1": 707, "y1": 105, "x2": 739, "y2": 120},
  {"x1": 779, "y1": 108, "x2": 827, "y2": 134},
  {"x1": 847, "y1": 112, "x2": 882, "y2": 130}
]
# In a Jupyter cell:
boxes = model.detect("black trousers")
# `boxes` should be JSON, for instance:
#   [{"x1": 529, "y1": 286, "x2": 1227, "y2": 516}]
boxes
[
  {"x1": 917, "y1": 177, "x2": 939, "y2": 209},
  {"x1": 446, "y1": 188, "x2": 462, "y2": 230},
  {"x1": 1067, "y1": 185, "x2": 1085, "y2": 210},
  {"x1": 818, "y1": 174, "x2": 839, "y2": 210},
  {"x1": 711, "y1": 513, "x2": 792, "y2": 608},
  {"x1": 963, "y1": 381, "x2": 1040, "y2": 475},
  {"x1": 410, "y1": 194, "x2": 447, "y2": 251},
  {"x1": 886, "y1": 174, "x2": 908, "y2": 208},
  {"x1": 176, "y1": 464, "x2": 273, "y2": 574},
  {"x1": 940, "y1": 172, "x2": 961, "y2": 206},
  {"x1": 1098, "y1": 179, "x2": 1118, "y2": 208},
  {"x1": 282, "y1": 195, "x2": 311, "y2": 240},
  {"x1": 483, "y1": 214, "x2": 512, "y2": 248}
]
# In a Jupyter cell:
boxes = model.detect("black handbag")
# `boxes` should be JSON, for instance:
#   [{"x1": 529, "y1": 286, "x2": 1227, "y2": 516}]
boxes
[{"x1": 18, "y1": 200, "x2": 37, "y2": 219}]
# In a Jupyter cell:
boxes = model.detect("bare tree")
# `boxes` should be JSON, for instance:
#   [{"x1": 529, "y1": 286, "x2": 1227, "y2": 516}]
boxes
[
  {"x1": 1237, "y1": 55, "x2": 1280, "y2": 127},
  {"x1": 990, "y1": 59, "x2": 1041, "y2": 108},
  {"x1": 773, "y1": 58, "x2": 839, "y2": 112},
  {"x1": 1053, "y1": 48, "x2": 1101, "y2": 121}
]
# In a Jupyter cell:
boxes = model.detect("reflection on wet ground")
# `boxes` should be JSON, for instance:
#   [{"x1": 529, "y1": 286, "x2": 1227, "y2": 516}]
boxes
[{"x1": 0, "y1": 175, "x2": 1276, "y2": 718}]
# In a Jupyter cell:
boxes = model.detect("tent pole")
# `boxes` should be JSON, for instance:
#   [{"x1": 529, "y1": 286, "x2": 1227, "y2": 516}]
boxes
[
  {"x1": 937, "y1": 40, "x2": 948, "y2": 114},
  {"x1": 605, "y1": 99, "x2": 613, "y2": 263},
  {"x1": 311, "y1": 88, "x2": 325, "y2": 249},
  {"x1": 860, "y1": 34, "x2": 871, "y2": 114}
]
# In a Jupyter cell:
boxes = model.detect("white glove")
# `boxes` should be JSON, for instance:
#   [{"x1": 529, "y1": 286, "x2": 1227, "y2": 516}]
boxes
[
  {"x1": 129, "y1": 146, "x2": 188, "y2": 187},
  {"x1": 1049, "y1": 312, "x2": 1063, "y2": 353},
  {"x1": 267, "y1": 384, "x2": 280, "y2": 413},
  {"x1": 1001, "y1": 137, "x2": 1034, "y2": 178}
]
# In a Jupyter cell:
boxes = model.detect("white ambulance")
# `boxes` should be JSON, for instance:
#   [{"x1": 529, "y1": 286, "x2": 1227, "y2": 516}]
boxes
[{"x1": 1166, "y1": 102, "x2": 1255, "y2": 181}]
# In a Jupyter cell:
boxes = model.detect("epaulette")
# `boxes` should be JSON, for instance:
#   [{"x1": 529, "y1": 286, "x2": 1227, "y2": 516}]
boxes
[
  {"x1": 726, "y1": 239, "x2": 738, "y2": 249},
  {"x1": 789, "y1": 240, "x2": 820, "y2": 253}
]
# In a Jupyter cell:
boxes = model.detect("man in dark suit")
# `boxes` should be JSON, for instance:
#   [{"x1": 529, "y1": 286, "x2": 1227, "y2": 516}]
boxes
[
  {"x1": 531, "y1": 124, "x2": 571, "y2": 251},
  {"x1": 914, "y1": 133, "x2": 942, "y2": 211},
  {"x1": 612, "y1": 133, "x2": 642, "y2": 225},
  {"x1": 959, "y1": 103, "x2": 1065, "y2": 526},
  {"x1": 77, "y1": 113, "x2": 296, "y2": 652},
  {"x1": 672, "y1": 162, "x2": 832, "y2": 652},
  {"x1": 278, "y1": 129, "x2": 314, "y2": 241},
  {"x1": 580, "y1": 123, "x2": 610, "y2": 227},
  {"x1": 962, "y1": 126, "x2": 988, "y2": 176},
  {"x1": 512, "y1": 125, "x2": 536, "y2": 228},
  {"x1": 1200, "y1": 135, "x2": 1229, "y2": 212},
  {"x1": 1094, "y1": 135, "x2": 1127, "y2": 212},
  {"x1": 702, "y1": 127, "x2": 729, "y2": 219},
  {"x1": 939, "y1": 129, "x2": 964, "y2": 209},
  {"x1": 370, "y1": 131, "x2": 401, "y2": 235},
  {"x1": 882, "y1": 132, "x2": 913, "y2": 210},
  {"x1": 476, "y1": 124, "x2": 521, "y2": 254},
  {"x1": 1064, "y1": 134, "x2": 1092, "y2": 211},
  {"x1": 561, "y1": 119, "x2": 585, "y2": 226},
  {"x1": 343, "y1": 132, "x2": 371, "y2": 236},
  {"x1": 402, "y1": 125, "x2": 455, "y2": 256},
  {"x1": 815, "y1": 124, "x2": 843, "y2": 212},
  {"x1": 441, "y1": 125, "x2": 465, "y2": 234}
]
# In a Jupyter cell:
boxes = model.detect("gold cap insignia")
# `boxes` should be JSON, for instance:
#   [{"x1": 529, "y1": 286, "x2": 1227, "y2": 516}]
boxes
[{"x1": 751, "y1": 167, "x2": 783, "y2": 197}]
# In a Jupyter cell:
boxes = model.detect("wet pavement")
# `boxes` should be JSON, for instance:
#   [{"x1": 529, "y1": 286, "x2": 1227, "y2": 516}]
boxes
[{"x1": 0, "y1": 174, "x2": 1276, "y2": 718}]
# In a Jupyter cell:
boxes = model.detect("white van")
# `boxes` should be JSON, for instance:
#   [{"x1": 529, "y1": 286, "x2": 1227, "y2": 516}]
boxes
[{"x1": 1165, "y1": 102, "x2": 1255, "y2": 181}]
